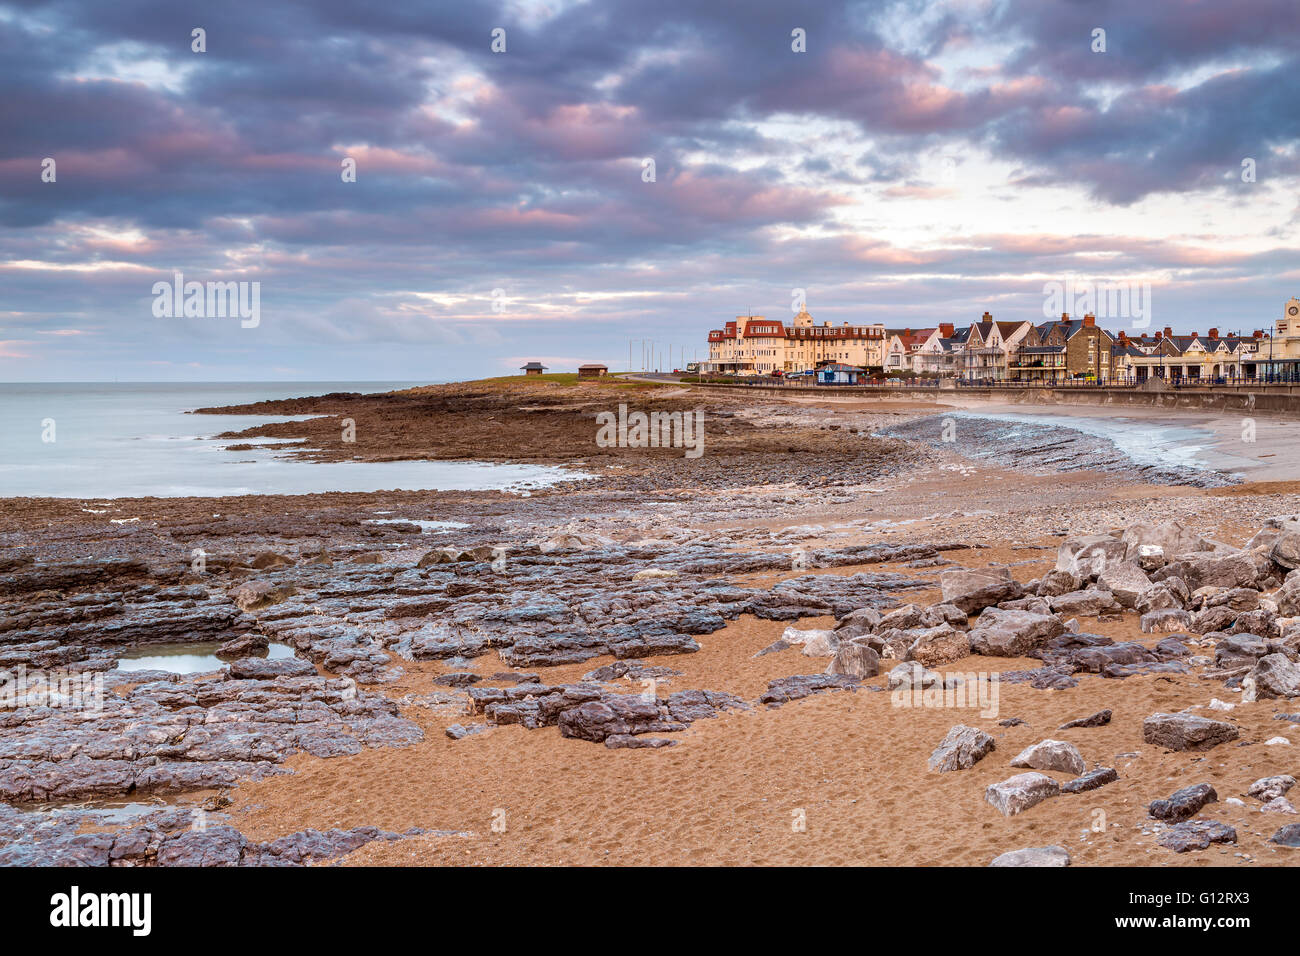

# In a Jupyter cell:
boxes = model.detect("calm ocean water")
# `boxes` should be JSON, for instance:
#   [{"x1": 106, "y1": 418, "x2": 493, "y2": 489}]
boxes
[{"x1": 0, "y1": 382, "x2": 585, "y2": 498}]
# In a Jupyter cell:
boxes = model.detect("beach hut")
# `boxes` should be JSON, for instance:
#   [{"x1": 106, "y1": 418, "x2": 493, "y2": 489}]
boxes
[
  {"x1": 577, "y1": 363, "x2": 608, "y2": 379},
  {"x1": 520, "y1": 362, "x2": 548, "y2": 376},
  {"x1": 816, "y1": 363, "x2": 863, "y2": 385}
]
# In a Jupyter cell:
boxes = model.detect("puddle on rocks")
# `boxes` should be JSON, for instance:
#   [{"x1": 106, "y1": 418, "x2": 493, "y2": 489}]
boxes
[{"x1": 115, "y1": 641, "x2": 295, "y2": 674}]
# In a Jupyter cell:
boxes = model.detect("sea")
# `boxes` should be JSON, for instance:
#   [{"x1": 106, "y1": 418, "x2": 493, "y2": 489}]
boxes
[{"x1": 0, "y1": 382, "x2": 585, "y2": 498}]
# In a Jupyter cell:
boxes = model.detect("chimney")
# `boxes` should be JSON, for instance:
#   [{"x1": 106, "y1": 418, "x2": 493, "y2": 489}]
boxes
[
  {"x1": 1118, "y1": 331, "x2": 1128, "y2": 344},
  {"x1": 1083, "y1": 313, "x2": 1095, "y2": 327},
  {"x1": 903, "y1": 328, "x2": 912, "y2": 337},
  {"x1": 939, "y1": 323, "x2": 954, "y2": 337},
  {"x1": 982, "y1": 312, "x2": 992, "y2": 322},
  {"x1": 1208, "y1": 328, "x2": 1218, "y2": 339},
  {"x1": 1154, "y1": 331, "x2": 1162, "y2": 341},
  {"x1": 1163, "y1": 326, "x2": 1173, "y2": 338},
  {"x1": 1254, "y1": 329, "x2": 1264, "y2": 339}
]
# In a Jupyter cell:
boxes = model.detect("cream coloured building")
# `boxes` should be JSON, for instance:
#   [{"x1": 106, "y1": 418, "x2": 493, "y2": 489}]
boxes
[{"x1": 704, "y1": 307, "x2": 886, "y2": 374}]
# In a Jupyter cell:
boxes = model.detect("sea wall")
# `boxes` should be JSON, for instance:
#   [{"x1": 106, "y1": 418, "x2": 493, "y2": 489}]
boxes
[{"x1": 686, "y1": 382, "x2": 1300, "y2": 417}]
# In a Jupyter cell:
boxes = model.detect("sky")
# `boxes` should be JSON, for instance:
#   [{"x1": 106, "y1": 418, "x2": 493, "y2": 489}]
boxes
[{"x1": 2, "y1": 0, "x2": 1299, "y2": 382}]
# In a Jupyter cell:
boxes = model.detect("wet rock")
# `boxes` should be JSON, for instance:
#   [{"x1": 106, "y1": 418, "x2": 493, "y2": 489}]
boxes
[
  {"x1": 216, "y1": 633, "x2": 269, "y2": 659},
  {"x1": 1059, "y1": 709, "x2": 1111, "y2": 730},
  {"x1": 928, "y1": 724, "x2": 996, "y2": 772},
  {"x1": 1149, "y1": 783, "x2": 1217, "y2": 822},
  {"x1": 1061, "y1": 767, "x2": 1118, "y2": 794},
  {"x1": 1142, "y1": 713, "x2": 1238, "y2": 751},
  {"x1": 1158, "y1": 819, "x2": 1237, "y2": 853},
  {"x1": 985, "y1": 772, "x2": 1060, "y2": 816},
  {"x1": 1010, "y1": 739, "x2": 1085, "y2": 775},
  {"x1": 989, "y1": 845, "x2": 1070, "y2": 867},
  {"x1": 968, "y1": 608, "x2": 1065, "y2": 657}
]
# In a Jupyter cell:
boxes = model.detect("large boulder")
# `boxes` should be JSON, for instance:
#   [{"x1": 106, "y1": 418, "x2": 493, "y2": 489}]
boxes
[
  {"x1": 1135, "y1": 583, "x2": 1184, "y2": 615},
  {"x1": 1098, "y1": 562, "x2": 1153, "y2": 609},
  {"x1": 1244, "y1": 654, "x2": 1300, "y2": 700},
  {"x1": 1037, "y1": 569, "x2": 1083, "y2": 597},
  {"x1": 826, "y1": 640, "x2": 880, "y2": 679},
  {"x1": 229, "y1": 580, "x2": 298, "y2": 612},
  {"x1": 1009, "y1": 739, "x2": 1086, "y2": 775},
  {"x1": 1048, "y1": 588, "x2": 1122, "y2": 618},
  {"x1": 1057, "y1": 534, "x2": 1127, "y2": 578},
  {"x1": 985, "y1": 773, "x2": 1060, "y2": 816},
  {"x1": 907, "y1": 623, "x2": 971, "y2": 666},
  {"x1": 1140, "y1": 608, "x2": 1193, "y2": 633},
  {"x1": 968, "y1": 608, "x2": 1065, "y2": 657},
  {"x1": 1165, "y1": 549, "x2": 1274, "y2": 591},
  {"x1": 1142, "y1": 713, "x2": 1239, "y2": 751},
  {"x1": 928, "y1": 724, "x2": 996, "y2": 772},
  {"x1": 1249, "y1": 775, "x2": 1296, "y2": 802},
  {"x1": 835, "y1": 607, "x2": 882, "y2": 632},
  {"x1": 1122, "y1": 520, "x2": 1205, "y2": 564},
  {"x1": 1272, "y1": 532, "x2": 1300, "y2": 571},
  {"x1": 940, "y1": 567, "x2": 1023, "y2": 614}
]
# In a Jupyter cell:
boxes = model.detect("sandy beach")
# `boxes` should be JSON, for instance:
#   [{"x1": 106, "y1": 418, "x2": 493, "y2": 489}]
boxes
[{"x1": 3, "y1": 378, "x2": 1300, "y2": 867}]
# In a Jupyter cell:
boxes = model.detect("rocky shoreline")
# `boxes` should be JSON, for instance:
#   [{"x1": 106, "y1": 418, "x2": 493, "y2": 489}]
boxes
[{"x1": 2, "y1": 379, "x2": 1299, "y2": 866}]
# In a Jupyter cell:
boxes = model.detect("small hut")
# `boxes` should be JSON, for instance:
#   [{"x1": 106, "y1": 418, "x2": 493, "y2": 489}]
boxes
[
  {"x1": 577, "y1": 363, "x2": 608, "y2": 379},
  {"x1": 520, "y1": 362, "x2": 548, "y2": 376}
]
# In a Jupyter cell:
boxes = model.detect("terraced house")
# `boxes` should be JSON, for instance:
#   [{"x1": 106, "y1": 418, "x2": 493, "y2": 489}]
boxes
[
  {"x1": 1117, "y1": 328, "x2": 1267, "y2": 383},
  {"x1": 1011, "y1": 313, "x2": 1113, "y2": 383}
]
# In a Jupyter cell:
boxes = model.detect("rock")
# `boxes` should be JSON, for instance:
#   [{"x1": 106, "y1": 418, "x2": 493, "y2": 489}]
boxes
[
  {"x1": 349, "y1": 551, "x2": 384, "y2": 564},
  {"x1": 1135, "y1": 545, "x2": 1166, "y2": 572},
  {"x1": 835, "y1": 607, "x2": 882, "y2": 631},
  {"x1": 1244, "y1": 654, "x2": 1300, "y2": 700},
  {"x1": 632, "y1": 568, "x2": 679, "y2": 581},
  {"x1": 985, "y1": 773, "x2": 1060, "y2": 816},
  {"x1": 249, "y1": 552, "x2": 294, "y2": 571},
  {"x1": 1248, "y1": 775, "x2": 1296, "y2": 802},
  {"x1": 1268, "y1": 823, "x2": 1300, "y2": 847},
  {"x1": 1166, "y1": 549, "x2": 1273, "y2": 591},
  {"x1": 939, "y1": 566, "x2": 1023, "y2": 614},
  {"x1": 968, "y1": 608, "x2": 1065, "y2": 657},
  {"x1": 227, "y1": 656, "x2": 316, "y2": 679},
  {"x1": 907, "y1": 623, "x2": 970, "y2": 666},
  {"x1": 1149, "y1": 783, "x2": 1217, "y2": 822},
  {"x1": 1272, "y1": 532, "x2": 1300, "y2": 570},
  {"x1": 1135, "y1": 583, "x2": 1184, "y2": 615},
  {"x1": 215, "y1": 633, "x2": 269, "y2": 659},
  {"x1": 919, "y1": 603, "x2": 968, "y2": 628},
  {"x1": 1140, "y1": 608, "x2": 1193, "y2": 633},
  {"x1": 753, "y1": 639, "x2": 791, "y2": 658},
  {"x1": 1153, "y1": 638, "x2": 1191, "y2": 660},
  {"x1": 229, "y1": 580, "x2": 298, "y2": 612},
  {"x1": 1214, "y1": 633, "x2": 1269, "y2": 667},
  {"x1": 1265, "y1": 736, "x2": 1292, "y2": 746},
  {"x1": 1070, "y1": 642, "x2": 1157, "y2": 673},
  {"x1": 1122, "y1": 521, "x2": 1203, "y2": 565},
  {"x1": 1142, "y1": 713, "x2": 1239, "y2": 751},
  {"x1": 1049, "y1": 588, "x2": 1121, "y2": 617},
  {"x1": 1159, "y1": 820, "x2": 1237, "y2": 853},
  {"x1": 928, "y1": 724, "x2": 996, "y2": 772},
  {"x1": 887, "y1": 662, "x2": 940, "y2": 690},
  {"x1": 989, "y1": 846, "x2": 1070, "y2": 867},
  {"x1": 1061, "y1": 767, "x2": 1118, "y2": 794},
  {"x1": 445, "y1": 723, "x2": 488, "y2": 740},
  {"x1": 826, "y1": 640, "x2": 880, "y2": 678},
  {"x1": 1260, "y1": 797, "x2": 1297, "y2": 814},
  {"x1": 432, "y1": 672, "x2": 481, "y2": 687},
  {"x1": 800, "y1": 631, "x2": 839, "y2": 657},
  {"x1": 759, "y1": 674, "x2": 859, "y2": 706},
  {"x1": 604, "y1": 734, "x2": 677, "y2": 749},
  {"x1": 1098, "y1": 562, "x2": 1152, "y2": 608},
  {"x1": 1037, "y1": 568, "x2": 1083, "y2": 597},
  {"x1": 1059, "y1": 709, "x2": 1111, "y2": 730},
  {"x1": 1057, "y1": 534, "x2": 1126, "y2": 578},
  {"x1": 1010, "y1": 739, "x2": 1086, "y2": 775}
]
